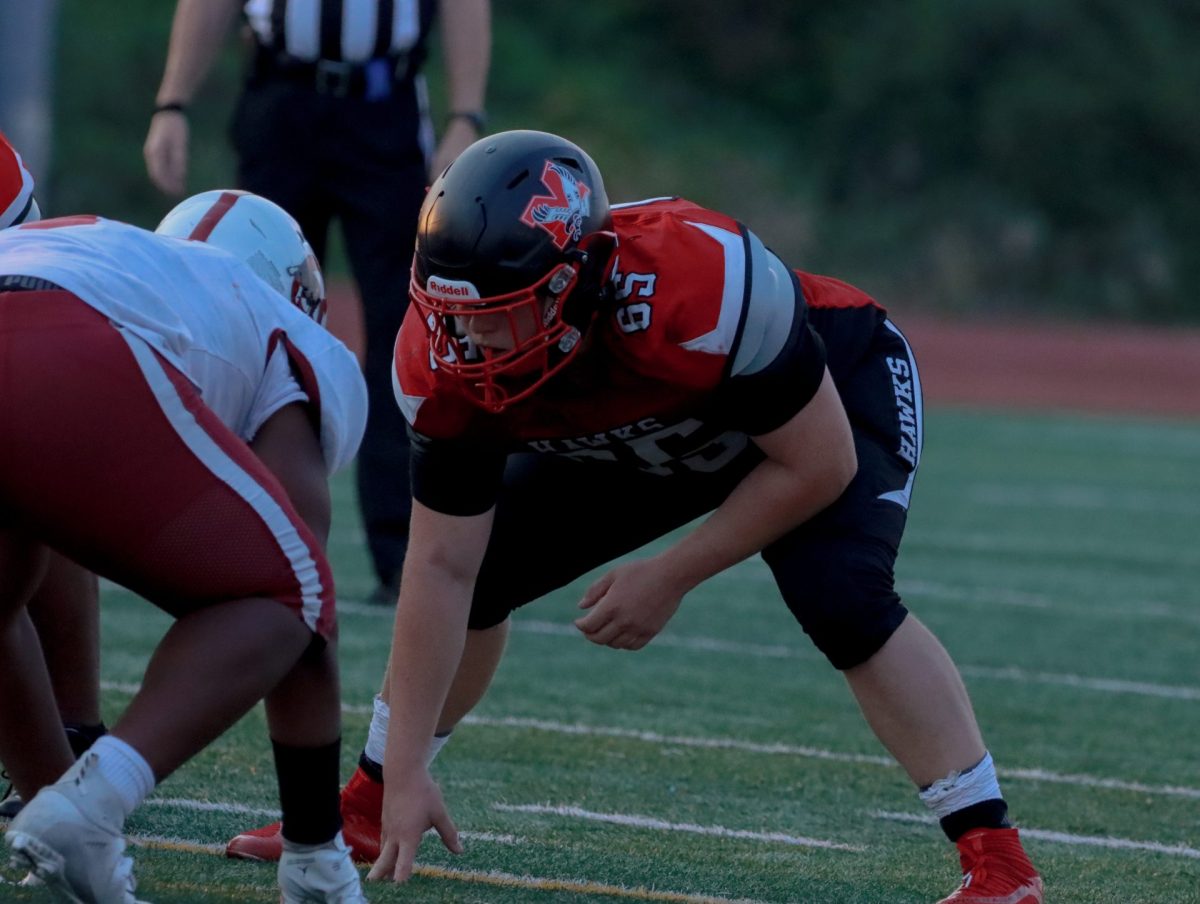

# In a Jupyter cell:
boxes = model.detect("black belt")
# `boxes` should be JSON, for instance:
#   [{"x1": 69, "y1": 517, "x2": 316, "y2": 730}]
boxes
[
  {"x1": 253, "y1": 46, "x2": 411, "y2": 99},
  {"x1": 0, "y1": 275, "x2": 65, "y2": 293}
]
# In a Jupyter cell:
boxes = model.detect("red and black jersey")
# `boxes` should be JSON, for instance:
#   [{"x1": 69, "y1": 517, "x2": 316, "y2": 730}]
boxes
[{"x1": 394, "y1": 197, "x2": 885, "y2": 515}]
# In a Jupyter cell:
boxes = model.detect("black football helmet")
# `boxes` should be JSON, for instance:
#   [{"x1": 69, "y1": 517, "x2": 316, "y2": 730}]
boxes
[{"x1": 409, "y1": 130, "x2": 617, "y2": 411}]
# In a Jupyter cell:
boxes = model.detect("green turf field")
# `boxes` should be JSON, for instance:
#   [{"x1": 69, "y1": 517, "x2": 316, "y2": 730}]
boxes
[{"x1": 3, "y1": 408, "x2": 1198, "y2": 903}]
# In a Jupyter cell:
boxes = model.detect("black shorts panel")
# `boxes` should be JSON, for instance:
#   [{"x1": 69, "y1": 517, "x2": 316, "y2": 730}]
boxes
[
  {"x1": 761, "y1": 317, "x2": 922, "y2": 668},
  {"x1": 467, "y1": 453, "x2": 750, "y2": 629}
]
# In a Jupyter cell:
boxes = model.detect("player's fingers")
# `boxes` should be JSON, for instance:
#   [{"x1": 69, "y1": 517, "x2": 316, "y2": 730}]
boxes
[
  {"x1": 366, "y1": 840, "x2": 396, "y2": 881},
  {"x1": 581, "y1": 619, "x2": 622, "y2": 646},
  {"x1": 433, "y1": 810, "x2": 464, "y2": 854},
  {"x1": 578, "y1": 572, "x2": 614, "y2": 609},
  {"x1": 391, "y1": 839, "x2": 419, "y2": 883},
  {"x1": 573, "y1": 605, "x2": 609, "y2": 634}
]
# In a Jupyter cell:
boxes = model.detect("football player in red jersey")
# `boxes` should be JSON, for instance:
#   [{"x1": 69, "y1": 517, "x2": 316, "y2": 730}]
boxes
[{"x1": 230, "y1": 129, "x2": 1043, "y2": 902}]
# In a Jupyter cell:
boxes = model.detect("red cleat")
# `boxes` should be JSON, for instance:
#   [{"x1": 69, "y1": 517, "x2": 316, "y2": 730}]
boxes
[
  {"x1": 936, "y1": 827, "x2": 1043, "y2": 904},
  {"x1": 225, "y1": 767, "x2": 383, "y2": 864}
]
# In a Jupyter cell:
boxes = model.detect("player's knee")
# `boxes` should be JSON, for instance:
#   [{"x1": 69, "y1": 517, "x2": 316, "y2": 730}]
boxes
[{"x1": 778, "y1": 548, "x2": 908, "y2": 670}]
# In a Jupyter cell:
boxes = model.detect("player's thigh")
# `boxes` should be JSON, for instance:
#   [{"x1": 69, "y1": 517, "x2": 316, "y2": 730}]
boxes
[
  {"x1": 0, "y1": 296, "x2": 333, "y2": 633},
  {"x1": 763, "y1": 399, "x2": 918, "y2": 671},
  {"x1": 768, "y1": 313, "x2": 924, "y2": 665},
  {"x1": 468, "y1": 455, "x2": 746, "y2": 629},
  {"x1": 0, "y1": 530, "x2": 50, "y2": 620}
]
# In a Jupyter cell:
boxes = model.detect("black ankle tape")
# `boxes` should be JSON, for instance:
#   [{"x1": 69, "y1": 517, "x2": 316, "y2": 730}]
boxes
[
  {"x1": 64, "y1": 722, "x2": 109, "y2": 757},
  {"x1": 357, "y1": 751, "x2": 384, "y2": 784},
  {"x1": 940, "y1": 798, "x2": 1011, "y2": 842},
  {"x1": 273, "y1": 739, "x2": 343, "y2": 845}
]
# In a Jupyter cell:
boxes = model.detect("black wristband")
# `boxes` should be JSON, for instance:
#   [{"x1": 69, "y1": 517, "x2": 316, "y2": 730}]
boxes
[
  {"x1": 153, "y1": 101, "x2": 187, "y2": 116},
  {"x1": 447, "y1": 110, "x2": 487, "y2": 132}
]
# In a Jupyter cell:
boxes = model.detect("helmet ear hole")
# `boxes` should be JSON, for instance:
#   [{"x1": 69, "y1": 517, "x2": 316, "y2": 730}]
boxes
[{"x1": 571, "y1": 230, "x2": 619, "y2": 305}]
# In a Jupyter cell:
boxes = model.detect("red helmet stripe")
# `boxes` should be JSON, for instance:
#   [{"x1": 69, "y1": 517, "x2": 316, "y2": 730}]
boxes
[{"x1": 188, "y1": 191, "x2": 241, "y2": 241}]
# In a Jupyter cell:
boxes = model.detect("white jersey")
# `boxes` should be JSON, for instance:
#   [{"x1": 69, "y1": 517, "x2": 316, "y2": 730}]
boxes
[{"x1": 0, "y1": 216, "x2": 366, "y2": 474}]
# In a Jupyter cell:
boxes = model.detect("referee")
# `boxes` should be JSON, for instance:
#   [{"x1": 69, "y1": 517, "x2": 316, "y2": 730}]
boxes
[{"x1": 145, "y1": 0, "x2": 491, "y2": 606}]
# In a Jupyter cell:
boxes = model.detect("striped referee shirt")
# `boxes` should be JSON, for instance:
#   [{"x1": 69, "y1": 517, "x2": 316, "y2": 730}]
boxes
[{"x1": 243, "y1": 0, "x2": 435, "y2": 63}]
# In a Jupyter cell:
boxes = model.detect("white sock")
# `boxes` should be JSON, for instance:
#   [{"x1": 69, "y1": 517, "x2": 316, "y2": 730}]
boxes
[
  {"x1": 918, "y1": 751, "x2": 1003, "y2": 820},
  {"x1": 362, "y1": 695, "x2": 390, "y2": 766},
  {"x1": 90, "y1": 735, "x2": 156, "y2": 819},
  {"x1": 427, "y1": 731, "x2": 451, "y2": 766},
  {"x1": 282, "y1": 830, "x2": 348, "y2": 854},
  {"x1": 361, "y1": 695, "x2": 452, "y2": 769}
]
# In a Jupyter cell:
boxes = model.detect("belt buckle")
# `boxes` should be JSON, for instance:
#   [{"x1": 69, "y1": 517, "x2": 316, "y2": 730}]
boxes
[{"x1": 314, "y1": 59, "x2": 355, "y2": 97}]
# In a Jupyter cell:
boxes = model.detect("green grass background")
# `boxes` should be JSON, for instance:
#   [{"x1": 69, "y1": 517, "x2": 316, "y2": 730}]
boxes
[{"x1": 3, "y1": 407, "x2": 1198, "y2": 903}]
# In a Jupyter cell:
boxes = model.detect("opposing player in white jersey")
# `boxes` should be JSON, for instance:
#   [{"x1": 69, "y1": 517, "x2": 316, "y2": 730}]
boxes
[
  {"x1": 0, "y1": 191, "x2": 370, "y2": 904},
  {"x1": 0, "y1": 131, "x2": 112, "y2": 825}
]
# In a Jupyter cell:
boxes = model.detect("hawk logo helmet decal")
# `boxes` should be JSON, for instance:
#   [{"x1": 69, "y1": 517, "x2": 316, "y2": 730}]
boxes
[{"x1": 519, "y1": 161, "x2": 592, "y2": 249}]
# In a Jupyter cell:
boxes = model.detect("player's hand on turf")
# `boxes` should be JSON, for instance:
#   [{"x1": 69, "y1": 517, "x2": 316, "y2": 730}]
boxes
[
  {"x1": 367, "y1": 768, "x2": 462, "y2": 883},
  {"x1": 574, "y1": 558, "x2": 685, "y2": 650}
]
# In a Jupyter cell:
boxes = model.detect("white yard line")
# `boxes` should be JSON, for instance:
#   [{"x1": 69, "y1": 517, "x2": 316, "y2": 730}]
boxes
[
  {"x1": 904, "y1": 529, "x2": 1200, "y2": 571},
  {"x1": 874, "y1": 811, "x2": 1200, "y2": 859},
  {"x1": 509, "y1": 620, "x2": 1200, "y2": 702},
  {"x1": 494, "y1": 803, "x2": 864, "y2": 851},
  {"x1": 97, "y1": 684, "x2": 1200, "y2": 803},
  {"x1": 969, "y1": 484, "x2": 1200, "y2": 516},
  {"x1": 957, "y1": 666, "x2": 1200, "y2": 701},
  {"x1": 138, "y1": 798, "x2": 516, "y2": 844},
  {"x1": 456, "y1": 715, "x2": 1200, "y2": 802}
]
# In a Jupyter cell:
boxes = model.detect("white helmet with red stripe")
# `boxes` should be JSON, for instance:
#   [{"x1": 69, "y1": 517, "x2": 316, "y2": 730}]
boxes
[
  {"x1": 0, "y1": 130, "x2": 40, "y2": 228},
  {"x1": 155, "y1": 189, "x2": 327, "y2": 323}
]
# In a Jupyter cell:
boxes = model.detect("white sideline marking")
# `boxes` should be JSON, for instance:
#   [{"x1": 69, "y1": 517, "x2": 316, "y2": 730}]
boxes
[
  {"x1": 495, "y1": 803, "x2": 864, "y2": 852},
  {"x1": 875, "y1": 811, "x2": 1200, "y2": 860},
  {"x1": 98, "y1": 684, "x2": 1200, "y2": 801}
]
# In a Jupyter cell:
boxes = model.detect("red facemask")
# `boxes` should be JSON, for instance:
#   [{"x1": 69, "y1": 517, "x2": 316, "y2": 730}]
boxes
[{"x1": 409, "y1": 233, "x2": 616, "y2": 412}]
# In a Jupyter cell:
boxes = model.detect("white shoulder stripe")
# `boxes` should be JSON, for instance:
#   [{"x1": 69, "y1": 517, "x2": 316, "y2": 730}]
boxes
[
  {"x1": 679, "y1": 221, "x2": 745, "y2": 357},
  {"x1": 393, "y1": 364, "x2": 426, "y2": 425},
  {"x1": 611, "y1": 197, "x2": 677, "y2": 210},
  {"x1": 731, "y1": 230, "x2": 796, "y2": 377}
]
